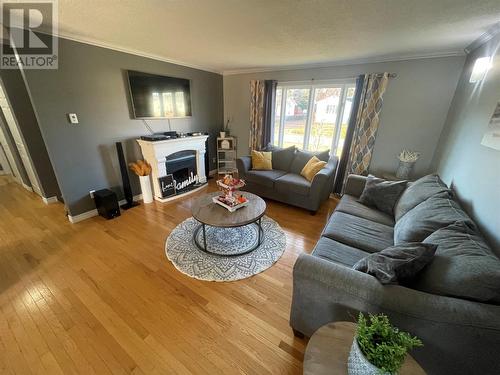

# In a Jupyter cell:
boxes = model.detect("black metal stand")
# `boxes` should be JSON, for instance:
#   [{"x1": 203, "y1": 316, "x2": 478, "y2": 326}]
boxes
[{"x1": 193, "y1": 217, "x2": 263, "y2": 256}]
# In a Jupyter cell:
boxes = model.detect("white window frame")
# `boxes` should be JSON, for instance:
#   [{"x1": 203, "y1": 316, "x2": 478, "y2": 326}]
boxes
[{"x1": 271, "y1": 79, "x2": 355, "y2": 156}]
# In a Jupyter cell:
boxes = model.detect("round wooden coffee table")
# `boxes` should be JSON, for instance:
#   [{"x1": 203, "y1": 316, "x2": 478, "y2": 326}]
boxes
[
  {"x1": 191, "y1": 192, "x2": 266, "y2": 256},
  {"x1": 303, "y1": 322, "x2": 426, "y2": 375}
]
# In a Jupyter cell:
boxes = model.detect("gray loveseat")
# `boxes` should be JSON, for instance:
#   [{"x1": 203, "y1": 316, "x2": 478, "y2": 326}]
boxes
[
  {"x1": 236, "y1": 146, "x2": 338, "y2": 213},
  {"x1": 290, "y1": 174, "x2": 500, "y2": 375}
]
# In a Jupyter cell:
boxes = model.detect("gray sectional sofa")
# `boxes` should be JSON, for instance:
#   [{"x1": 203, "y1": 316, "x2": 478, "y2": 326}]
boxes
[
  {"x1": 236, "y1": 146, "x2": 338, "y2": 213},
  {"x1": 290, "y1": 174, "x2": 500, "y2": 375}
]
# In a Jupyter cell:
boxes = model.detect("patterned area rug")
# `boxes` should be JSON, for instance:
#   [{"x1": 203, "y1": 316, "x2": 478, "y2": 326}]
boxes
[{"x1": 165, "y1": 216, "x2": 286, "y2": 281}]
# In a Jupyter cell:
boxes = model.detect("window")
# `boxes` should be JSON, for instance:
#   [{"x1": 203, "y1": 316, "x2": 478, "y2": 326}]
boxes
[
  {"x1": 152, "y1": 91, "x2": 186, "y2": 117},
  {"x1": 272, "y1": 81, "x2": 356, "y2": 158}
]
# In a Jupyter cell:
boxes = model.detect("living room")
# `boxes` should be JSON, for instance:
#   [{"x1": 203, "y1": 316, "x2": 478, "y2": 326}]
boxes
[{"x1": 0, "y1": 1, "x2": 499, "y2": 374}]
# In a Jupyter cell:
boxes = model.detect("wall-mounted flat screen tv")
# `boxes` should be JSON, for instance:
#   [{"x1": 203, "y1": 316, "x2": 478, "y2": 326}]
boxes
[{"x1": 127, "y1": 70, "x2": 192, "y2": 119}]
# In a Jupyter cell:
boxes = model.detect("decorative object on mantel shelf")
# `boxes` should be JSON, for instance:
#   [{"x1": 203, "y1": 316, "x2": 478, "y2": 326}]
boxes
[
  {"x1": 348, "y1": 313, "x2": 423, "y2": 375},
  {"x1": 129, "y1": 160, "x2": 153, "y2": 203},
  {"x1": 395, "y1": 149, "x2": 420, "y2": 179}
]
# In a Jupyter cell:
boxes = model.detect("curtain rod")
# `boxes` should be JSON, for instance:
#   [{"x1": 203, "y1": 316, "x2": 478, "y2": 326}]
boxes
[
  {"x1": 278, "y1": 73, "x2": 397, "y2": 86},
  {"x1": 308, "y1": 72, "x2": 397, "y2": 80}
]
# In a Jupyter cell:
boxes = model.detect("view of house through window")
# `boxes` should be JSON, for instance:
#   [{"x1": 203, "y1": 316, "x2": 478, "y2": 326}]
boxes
[{"x1": 272, "y1": 82, "x2": 356, "y2": 158}]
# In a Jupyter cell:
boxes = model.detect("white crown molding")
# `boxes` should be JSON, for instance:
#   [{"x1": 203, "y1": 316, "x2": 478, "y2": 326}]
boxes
[
  {"x1": 52, "y1": 31, "x2": 223, "y2": 75},
  {"x1": 40, "y1": 30, "x2": 467, "y2": 78},
  {"x1": 464, "y1": 22, "x2": 500, "y2": 54},
  {"x1": 222, "y1": 50, "x2": 465, "y2": 76},
  {"x1": 68, "y1": 194, "x2": 143, "y2": 224}
]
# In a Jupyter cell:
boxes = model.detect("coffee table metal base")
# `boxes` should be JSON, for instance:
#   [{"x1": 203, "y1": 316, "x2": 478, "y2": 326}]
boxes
[{"x1": 193, "y1": 217, "x2": 263, "y2": 256}]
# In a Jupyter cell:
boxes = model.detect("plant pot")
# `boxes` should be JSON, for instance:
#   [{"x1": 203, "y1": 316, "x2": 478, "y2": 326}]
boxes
[
  {"x1": 348, "y1": 337, "x2": 392, "y2": 375},
  {"x1": 395, "y1": 160, "x2": 415, "y2": 180},
  {"x1": 139, "y1": 175, "x2": 153, "y2": 204},
  {"x1": 219, "y1": 131, "x2": 226, "y2": 138}
]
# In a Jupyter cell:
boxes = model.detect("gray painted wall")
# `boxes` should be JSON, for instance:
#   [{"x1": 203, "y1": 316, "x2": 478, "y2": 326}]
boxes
[
  {"x1": 431, "y1": 34, "x2": 500, "y2": 251},
  {"x1": 0, "y1": 68, "x2": 61, "y2": 198},
  {"x1": 223, "y1": 56, "x2": 464, "y2": 177},
  {"x1": 23, "y1": 37, "x2": 223, "y2": 216}
]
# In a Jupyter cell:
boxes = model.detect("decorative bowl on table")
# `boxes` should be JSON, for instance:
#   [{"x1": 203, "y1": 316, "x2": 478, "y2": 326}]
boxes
[{"x1": 214, "y1": 175, "x2": 248, "y2": 212}]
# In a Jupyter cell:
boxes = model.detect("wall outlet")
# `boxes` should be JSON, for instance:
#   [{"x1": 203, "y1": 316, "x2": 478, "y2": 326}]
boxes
[
  {"x1": 68, "y1": 113, "x2": 79, "y2": 124},
  {"x1": 212, "y1": 157, "x2": 216, "y2": 163},
  {"x1": 89, "y1": 189, "x2": 95, "y2": 199}
]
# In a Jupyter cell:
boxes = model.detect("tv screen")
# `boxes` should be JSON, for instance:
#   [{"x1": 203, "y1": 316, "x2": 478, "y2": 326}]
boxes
[{"x1": 127, "y1": 70, "x2": 192, "y2": 119}]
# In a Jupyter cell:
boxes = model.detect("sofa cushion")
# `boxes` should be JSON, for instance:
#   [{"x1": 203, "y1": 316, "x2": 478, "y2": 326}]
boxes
[
  {"x1": 290, "y1": 149, "x2": 330, "y2": 175},
  {"x1": 358, "y1": 175, "x2": 407, "y2": 215},
  {"x1": 244, "y1": 169, "x2": 287, "y2": 188},
  {"x1": 394, "y1": 194, "x2": 473, "y2": 244},
  {"x1": 275, "y1": 173, "x2": 311, "y2": 196},
  {"x1": 394, "y1": 174, "x2": 451, "y2": 221},
  {"x1": 335, "y1": 194, "x2": 395, "y2": 226},
  {"x1": 353, "y1": 242, "x2": 437, "y2": 284},
  {"x1": 301, "y1": 156, "x2": 327, "y2": 182},
  {"x1": 322, "y1": 211, "x2": 394, "y2": 253},
  {"x1": 251, "y1": 150, "x2": 272, "y2": 170},
  {"x1": 312, "y1": 237, "x2": 369, "y2": 267},
  {"x1": 264, "y1": 144, "x2": 296, "y2": 171},
  {"x1": 412, "y1": 221, "x2": 500, "y2": 303}
]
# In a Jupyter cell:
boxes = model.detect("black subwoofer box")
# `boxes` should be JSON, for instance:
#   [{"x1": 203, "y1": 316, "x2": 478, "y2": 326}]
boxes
[{"x1": 94, "y1": 189, "x2": 121, "y2": 219}]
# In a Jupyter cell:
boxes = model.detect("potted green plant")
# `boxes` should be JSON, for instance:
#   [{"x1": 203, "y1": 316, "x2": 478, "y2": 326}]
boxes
[{"x1": 348, "y1": 313, "x2": 423, "y2": 375}]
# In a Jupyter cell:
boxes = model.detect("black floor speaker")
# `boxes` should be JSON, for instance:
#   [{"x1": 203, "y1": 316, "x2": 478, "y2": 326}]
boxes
[
  {"x1": 116, "y1": 141, "x2": 139, "y2": 210},
  {"x1": 94, "y1": 189, "x2": 120, "y2": 219}
]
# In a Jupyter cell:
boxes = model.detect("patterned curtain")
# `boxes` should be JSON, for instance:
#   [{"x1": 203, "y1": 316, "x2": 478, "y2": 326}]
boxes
[
  {"x1": 341, "y1": 73, "x2": 389, "y2": 190},
  {"x1": 249, "y1": 80, "x2": 266, "y2": 150}
]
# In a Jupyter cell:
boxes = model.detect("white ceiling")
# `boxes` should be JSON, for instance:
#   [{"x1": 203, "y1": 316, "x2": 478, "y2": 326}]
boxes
[{"x1": 55, "y1": 0, "x2": 500, "y2": 74}]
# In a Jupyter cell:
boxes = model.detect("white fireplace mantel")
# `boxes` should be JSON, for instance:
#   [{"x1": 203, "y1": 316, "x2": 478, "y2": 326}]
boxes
[{"x1": 137, "y1": 135, "x2": 209, "y2": 202}]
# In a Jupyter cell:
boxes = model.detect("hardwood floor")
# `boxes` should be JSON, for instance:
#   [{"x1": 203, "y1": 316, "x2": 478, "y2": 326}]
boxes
[{"x1": 0, "y1": 175, "x2": 337, "y2": 374}]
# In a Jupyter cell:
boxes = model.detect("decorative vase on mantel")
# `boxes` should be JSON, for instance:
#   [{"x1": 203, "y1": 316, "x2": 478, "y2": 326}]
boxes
[{"x1": 348, "y1": 338, "x2": 392, "y2": 375}]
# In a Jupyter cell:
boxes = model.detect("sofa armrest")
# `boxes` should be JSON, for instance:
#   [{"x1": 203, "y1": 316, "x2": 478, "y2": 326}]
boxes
[
  {"x1": 310, "y1": 157, "x2": 338, "y2": 198},
  {"x1": 344, "y1": 174, "x2": 367, "y2": 197},
  {"x1": 236, "y1": 156, "x2": 252, "y2": 177},
  {"x1": 291, "y1": 253, "x2": 500, "y2": 333}
]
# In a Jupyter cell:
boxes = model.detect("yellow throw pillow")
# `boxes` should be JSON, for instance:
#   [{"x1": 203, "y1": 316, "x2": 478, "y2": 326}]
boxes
[
  {"x1": 251, "y1": 150, "x2": 273, "y2": 170},
  {"x1": 301, "y1": 156, "x2": 327, "y2": 182}
]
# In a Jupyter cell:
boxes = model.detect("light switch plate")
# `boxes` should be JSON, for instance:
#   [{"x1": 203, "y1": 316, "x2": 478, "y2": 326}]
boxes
[{"x1": 68, "y1": 113, "x2": 79, "y2": 124}]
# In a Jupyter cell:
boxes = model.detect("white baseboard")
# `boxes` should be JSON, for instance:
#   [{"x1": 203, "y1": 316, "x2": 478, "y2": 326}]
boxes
[
  {"x1": 68, "y1": 193, "x2": 143, "y2": 224},
  {"x1": 22, "y1": 182, "x2": 33, "y2": 191},
  {"x1": 42, "y1": 196, "x2": 59, "y2": 204},
  {"x1": 209, "y1": 169, "x2": 218, "y2": 176},
  {"x1": 68, "y1": 208, "x2": 98, "y2": 224}
]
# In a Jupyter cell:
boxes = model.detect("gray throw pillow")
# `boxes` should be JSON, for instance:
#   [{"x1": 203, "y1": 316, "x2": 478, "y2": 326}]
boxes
[
  {"x1": 412, "y1": 221, "x2": 500, "y2": 303},
  {"x1": 353, "y1": 242, "x2": 437, "y2": 284},
  {"x1": 264, "y1": 144, "x2": 296, "y2": 171},
  {"x1": 394, "y1": 174, "x2": 451, "y2": 221},
  {"x1": 358, "y1": 175, "x2": 407, "y2": 215},
  {"x1": 289, "y1": 149, "x2": 329, "y2": 175},
  {"x1": 394, "y1": 194, "x2": 474, "y2": 244}
]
